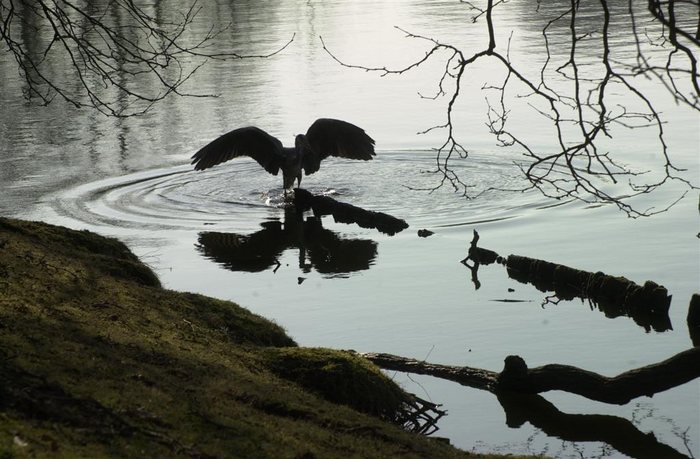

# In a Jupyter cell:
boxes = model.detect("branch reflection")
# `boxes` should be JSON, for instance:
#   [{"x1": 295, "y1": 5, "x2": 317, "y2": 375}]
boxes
[{"x1": 497, "y1": 392, "x2": 691, "y2": 459}]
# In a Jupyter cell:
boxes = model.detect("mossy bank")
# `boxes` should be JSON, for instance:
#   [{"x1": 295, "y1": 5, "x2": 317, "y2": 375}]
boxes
[{"x1": 0, "y1": 217, "x2": 535, "y2": 458}]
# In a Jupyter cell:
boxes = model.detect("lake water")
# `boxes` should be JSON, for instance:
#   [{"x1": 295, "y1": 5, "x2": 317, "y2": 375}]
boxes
[{"x1": 1, "y1": 1, "x2": 698, "y2": 458}]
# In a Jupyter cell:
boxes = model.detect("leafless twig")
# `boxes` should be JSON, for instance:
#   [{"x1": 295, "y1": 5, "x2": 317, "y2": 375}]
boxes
[
  {"x1": 0, "y1": 0, "x2": 293, "y2": 117},
  {"x1": 322, "y1": 0, "x2": 698, "y2": 216}
]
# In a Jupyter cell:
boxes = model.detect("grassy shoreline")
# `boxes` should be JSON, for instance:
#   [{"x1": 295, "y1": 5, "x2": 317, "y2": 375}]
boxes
[{"x1": 0, "y1": 217, "x2": 536, "y2": 458}]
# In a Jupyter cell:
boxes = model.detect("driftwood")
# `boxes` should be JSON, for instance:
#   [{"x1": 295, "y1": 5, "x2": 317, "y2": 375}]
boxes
[
  {"x1": 362, "y1": 348, "x2": 700, "y2": 405},
  {"x1": 507, "y1": 255, "x2": 672, "y2": 329},
  {"x1": 462, "y1": 231, "x2": 673, "y2": 332},
  {"x1": 364, "y1": 352, "x2": 499, "y2": 392},
  {"x1": 294, "y1": 189, "x2": 408, "y2": 235},
  {"x1": 689, "y1": 294, "x2": 700, "y2": 346}
]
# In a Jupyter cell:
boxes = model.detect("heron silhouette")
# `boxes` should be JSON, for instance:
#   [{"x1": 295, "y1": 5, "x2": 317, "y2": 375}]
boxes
[{"x1": 191, "y1": 118, "x2": 375, "y2": 190}]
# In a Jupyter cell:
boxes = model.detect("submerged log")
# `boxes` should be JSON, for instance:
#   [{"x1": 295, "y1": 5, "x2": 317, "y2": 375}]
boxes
[
  {"x1": 506, "y1": 254, "x2": 673, "y2": 331},
  {"x1": 293, "y1": 189, "x2": 409, "y2": 235},
  {"x1": 459, "y1": 231, "x2": 671, "y2": 331},
  {"x1": 506, "y1": 255, "x2": 672, "y2": 315},
  {"x1": 362, "y1": 348, "x2": 700, "y2": 405},
  {"x1": 689, "y1": 294, "x2": 700, "y2": 347},
  {"x1": 688, "y1": 294, "x2": 700, "y2": 327},
  {"x1": 497, "y1": 349, "x2": 700, "y2": 404}
]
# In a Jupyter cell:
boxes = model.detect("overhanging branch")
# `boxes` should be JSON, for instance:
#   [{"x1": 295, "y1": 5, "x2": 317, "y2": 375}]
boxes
[{"x1": 322, "y1": 0, "x2": 699, "y2": 216}]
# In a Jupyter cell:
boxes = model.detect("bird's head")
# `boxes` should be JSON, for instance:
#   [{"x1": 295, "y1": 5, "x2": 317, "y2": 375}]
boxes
[{"x1": 294, "y1": 134, "x2": 311, "y2": 152}]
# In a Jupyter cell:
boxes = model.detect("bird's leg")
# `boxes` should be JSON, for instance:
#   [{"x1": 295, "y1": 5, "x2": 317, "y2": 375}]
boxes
[{"x1": 282, "y1": 169, "x2": 295, "y2": 201}]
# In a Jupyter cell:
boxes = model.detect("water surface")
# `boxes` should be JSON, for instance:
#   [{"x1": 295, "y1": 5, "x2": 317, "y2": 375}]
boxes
[{"x1": 1, "y1": 2, "x2": 698, "y2": 457}]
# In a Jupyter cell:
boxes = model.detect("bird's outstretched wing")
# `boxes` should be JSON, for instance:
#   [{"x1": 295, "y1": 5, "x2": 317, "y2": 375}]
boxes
[
  {"x1": 302, "y1": 118, "x2": 375, "y2": 175},
  {"x1": 191, "y1": 126, "x2": 285, "y2": 175}
]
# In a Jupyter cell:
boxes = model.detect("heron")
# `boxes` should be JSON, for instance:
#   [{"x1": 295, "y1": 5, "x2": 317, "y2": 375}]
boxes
[{"x1": 191, "y1": 118, "x2": 375, "y2": 190}]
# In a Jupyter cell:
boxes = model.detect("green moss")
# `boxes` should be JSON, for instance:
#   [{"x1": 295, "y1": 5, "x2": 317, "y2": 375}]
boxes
[
  {"x1": 261, "y1": 347, "x2": 408, "y2": 420},
  {"x1": 0, "y1": 217, "x2": 536, "y2": 458}
]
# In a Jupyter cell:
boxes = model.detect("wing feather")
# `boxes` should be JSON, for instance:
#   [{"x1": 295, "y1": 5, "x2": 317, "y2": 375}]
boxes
[
  {"x1": 302, "y1": 118, "x2": 375, "y2": 175},
  {"x1": 191, "y1": 126, "x2": 285, "y2": 175}
]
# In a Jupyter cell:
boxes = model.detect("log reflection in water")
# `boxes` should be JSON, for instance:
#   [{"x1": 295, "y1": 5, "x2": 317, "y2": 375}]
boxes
[{"x1": 497, "y1": 392, "x2": 691, "y2": 459}]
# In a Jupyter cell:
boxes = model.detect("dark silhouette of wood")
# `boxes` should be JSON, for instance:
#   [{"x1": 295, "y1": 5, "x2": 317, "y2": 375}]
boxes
[
  {"x1": 395, "y1": 395, "x2": 447, "y2": 436},
  {"x1": 361, "y1": 348, "x2": 700, "y2": 405},
  {"x1": 362, "y1": 352, "x2": 499, "y2": 392},
  {"x1": 460, "y1": 230, "x2": 502, "y2": 290},
  {"x1": 506, "y1": 254, "x2": 673, "y2": 332},
  {"x1": 689, "y1": 294, "x2": 700, "y2": 346},
  {"x1": 293, "y1": 189, "x2": 408, "y2": 235},
  {"x1": 461, "y1": 230, "x2": 673, "y2": 332},
  {"x1": 460, "y1": 230, "x2": 500, "y2": 266}
]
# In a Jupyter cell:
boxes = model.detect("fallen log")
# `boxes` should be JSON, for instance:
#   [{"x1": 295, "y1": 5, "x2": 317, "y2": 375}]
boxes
[
  {"x1": 506, "y1": 254, "x2": 672, "y2": 332},
  {"x1": 689, "y1": 294, "x2": 700, "y2": 346},
  {"x1": 361, "y1": 347, "x2": 700, "y2": 405},
  {"x1": 507, "y1": 255, "x2": 671, "y2": 314},
  {"x1": 360, "y1": 352, "x2": 499, "y2": 392},
  {"x1": 461, "y1": 231, "x2": 673, "y2": 332},
  {"x1": 294, "y1": 189, "x2": 409, "y2": 235}
]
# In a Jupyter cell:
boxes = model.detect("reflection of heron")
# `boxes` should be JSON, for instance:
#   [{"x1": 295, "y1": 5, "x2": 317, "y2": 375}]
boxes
[
  {"x1": 196, "y1": 208, "x2": 377, "y2": 276},
  {"x1": 191, "y1": 118, "x2": 375, "y2": 190}
]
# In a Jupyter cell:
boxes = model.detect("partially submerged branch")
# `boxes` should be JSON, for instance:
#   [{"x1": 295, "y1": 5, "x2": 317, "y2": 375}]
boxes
[
  {"x1": 294, "y1": 189, "x2": 409, "y2": 235},
  {"x1": 462, "y1": 231, "x2": 674, "y2": 332},
  {"x1": 506, "y1": 254, "x2": 673, "y2": 331},
  {"x1": 363, "y1": 352, "x2": 499, "y2": 392},
  {"x1": 362, "y1": 347, "x2": 700, "y2": 405},
  {"x1": 689, "y1": 293, "x2": 700, "y2": 346}
]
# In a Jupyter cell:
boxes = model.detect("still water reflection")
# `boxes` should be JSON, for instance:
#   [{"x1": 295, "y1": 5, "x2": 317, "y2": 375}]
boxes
[
  {"x1": 196, "y1": 207, "x2": 379, "y2": 276},
  {"x1": 1, "y1": 1, "x2": 698, "y2": 457}
]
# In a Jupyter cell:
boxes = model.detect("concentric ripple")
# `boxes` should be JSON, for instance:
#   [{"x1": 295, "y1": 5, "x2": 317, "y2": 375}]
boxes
[{"x1": 51, "y1": 151, "x2": 556, "y2": 233}]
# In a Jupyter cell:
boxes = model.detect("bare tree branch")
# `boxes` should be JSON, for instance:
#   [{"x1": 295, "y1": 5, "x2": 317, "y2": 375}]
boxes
[
  {"x1": 362, "y1": 347, "x2": 700, "y2": 405},
  {"x1": 322, "y1": 0, "x2": 699, "y2": 216},
  {"x1": 0, "y1": 0, "x2": 293, "y2": 117}
]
